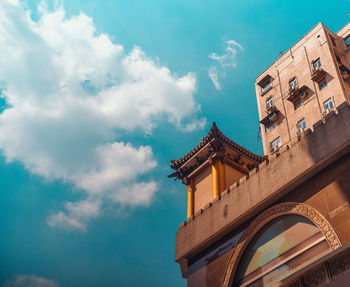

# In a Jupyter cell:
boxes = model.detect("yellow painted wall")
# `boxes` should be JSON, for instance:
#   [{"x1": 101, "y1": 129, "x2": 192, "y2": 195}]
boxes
[
  {"x1": 194, "y1": 165, "x2": 212, "y2": 213},
  {"x1": 225, "y1": 164, "x2": 244, "y2": 189}
]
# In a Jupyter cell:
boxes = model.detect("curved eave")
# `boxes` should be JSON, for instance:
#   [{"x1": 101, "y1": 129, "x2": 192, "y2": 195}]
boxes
[{"x1": 170, "y1": 123, "x2": 265, "y2": 170}]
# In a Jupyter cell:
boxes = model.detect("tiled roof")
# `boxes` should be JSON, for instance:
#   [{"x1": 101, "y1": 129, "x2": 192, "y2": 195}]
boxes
[{"x1": 170, "y1": 122, "x2": 265, "y2": 170}]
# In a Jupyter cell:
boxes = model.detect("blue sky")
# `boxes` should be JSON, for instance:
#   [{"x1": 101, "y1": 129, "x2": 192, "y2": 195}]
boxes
[{"x1": 0, "y1": 1, "x2": 349, "y2": 286}]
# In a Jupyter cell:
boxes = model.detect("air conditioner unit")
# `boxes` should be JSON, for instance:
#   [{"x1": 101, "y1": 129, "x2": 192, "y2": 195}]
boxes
[
  {"x1": 269, "y1": 112, "x2": 278, "y2": 121},
  {"x1": 296, "y1": 128, "x2": 305, "y2": 135}
]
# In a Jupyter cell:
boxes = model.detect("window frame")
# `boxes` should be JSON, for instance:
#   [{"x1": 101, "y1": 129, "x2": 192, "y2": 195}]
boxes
[
  {"x1": 270, "y1": 136, "x2": 281, "y2": 153},
  {"x1": 289, "y1": 77, "x2": 298, "y2": 89},
  {"x1": 233, "y1": 215, "x2": 331, "y2": 287},
  {"x1": 266, "y1": 97, "x2": 274, "y2": 109},
  {"x1": 313, "y1": 58, "x2": 322, "y2": 69},
  {"x1": 261, "y1": 80, "x2": 272, "y2": 94},
  {"x1": 297, "y1": 118, "x2": 306, "y2": 132},
  {"x1": 323, "y1": 98, "x2": 334, "y2": 113}
]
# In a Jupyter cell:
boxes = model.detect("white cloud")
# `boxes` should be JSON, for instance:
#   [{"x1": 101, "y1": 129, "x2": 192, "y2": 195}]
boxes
[
  {"x1": 47, "y1": 199, "x2": 101, "y2": 231},
  {"x1": 208, "y1": 67, "x2": 221, "y2": 90},
  {"x1": 0, "y1": 1, "x2": 205, "y2": 230},
  {"x1": 208, "y1": 40, "x2": 244, "y2": 90},
  {"x1": 109, "y1": 182, "x2": 158, "y2": 207},
  {"x1": 3, "y1": 275, "x2": 59, "y2": 287}
]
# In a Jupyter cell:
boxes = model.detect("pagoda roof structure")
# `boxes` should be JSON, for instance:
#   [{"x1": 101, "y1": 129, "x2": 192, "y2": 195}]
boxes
[{"x1": 169, "y1": 122, "x2": 265, "y2": 181}]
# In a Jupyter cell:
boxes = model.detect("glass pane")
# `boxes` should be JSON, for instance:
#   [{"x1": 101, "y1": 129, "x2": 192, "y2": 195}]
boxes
[
  {"x1": 234, "y1": 215, "x2": 331, "y2": 287},
  {"x1": 261, "y1": 82, "x2": 271, "y2": 94},
  {"x1": 345, "y1": 36, "x2": 350, "y2": 47}
]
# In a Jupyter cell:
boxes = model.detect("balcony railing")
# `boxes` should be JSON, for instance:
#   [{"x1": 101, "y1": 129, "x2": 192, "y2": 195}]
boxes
[
  {"x1": 311, "y1": 67, "x2": 326, "y2": 82},
  {"x1": 339, "y1": 64, "x2": 350, "y2": 81},
  {"x1": 287, "y1": 85, "x2": 308, "y2": 102}
]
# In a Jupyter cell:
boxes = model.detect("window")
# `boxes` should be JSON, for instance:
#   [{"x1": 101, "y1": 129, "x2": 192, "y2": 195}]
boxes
[
  {"x1": 266, "y1": 97, "x2": 274, "y2": 109},
  {"x1": 335, "y1": 54, "x2": 342, "y2": 65},
  {"x1": 294, "y1": 97, "x2": 302, "y2": 110},
  {"x1": 297, "y1": 118, "x2": 306, "y2": 132},
  {"x1": 265, "y1": 120, "x2": 276, "y2": 132},
  {"x1": 345, "y1": 35, "x2": 350, "y2": 47},
  {"x1": 270, "y1": 136, "x2": 281, "y2": 152},
  {"x1": 330, "y1": 35, "x2": 336, "y2": 47},
  {"x1": 289, "y1": 78, "x2": 298, "y2": 89},
  {"x1": 261, "y1": 81, "x2": 272, "y2": 94},
  {"x1": 233, "y1": 215, "x2": 331, "y2": 287},
  {"x1": 318, "y1": 78, "x2": 327, "y2": 90},
  {"x1": 313, "y1": 58, "x2": 322, "y2": 69},
  {"x1": 324, "y1": 98, "x2": 334, "y2": 113}
]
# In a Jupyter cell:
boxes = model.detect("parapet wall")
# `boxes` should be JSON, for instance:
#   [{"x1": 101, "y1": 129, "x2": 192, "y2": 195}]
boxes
[{"x1": 175, "y1": 102, "x2": 350, "y2": 266}]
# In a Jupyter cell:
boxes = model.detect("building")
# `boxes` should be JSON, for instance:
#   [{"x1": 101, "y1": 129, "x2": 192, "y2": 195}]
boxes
[
  {"x1": 257, "y1": 22, "x2": 350, "y2": 156},
  {"x1": 170, "y1": 21, "x2": 350, "y2": 287}
]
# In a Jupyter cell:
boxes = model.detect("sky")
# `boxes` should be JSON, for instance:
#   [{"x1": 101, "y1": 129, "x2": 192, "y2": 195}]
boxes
[{"x1": 0, "y1": 0, "x2": 349, "y2": 286}]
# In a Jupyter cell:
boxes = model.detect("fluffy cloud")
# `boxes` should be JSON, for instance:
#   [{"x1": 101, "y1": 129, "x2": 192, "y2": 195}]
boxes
[
  {"x1": 3, "y1": 275, "x2": 59, "y2": 287},
  {"x1": 0, "y1": 1, "x2": 204, "y2": 230},
  {"x1": 208, "y1": 40, "x2": 244, "y2": 90},
  {"x1": 47, "y1": 199, "x2": 102, "y2": 231}
]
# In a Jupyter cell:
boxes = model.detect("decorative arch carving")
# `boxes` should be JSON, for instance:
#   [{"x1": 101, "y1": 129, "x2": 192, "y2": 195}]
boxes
[{"x1": 221, "y1": 202, "x2": 342, "y2": 287}]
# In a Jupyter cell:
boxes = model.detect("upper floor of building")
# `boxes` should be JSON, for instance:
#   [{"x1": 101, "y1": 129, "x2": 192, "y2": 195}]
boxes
[{"x1": 256, "y1": 22, "x2": 350, "y2": 156}]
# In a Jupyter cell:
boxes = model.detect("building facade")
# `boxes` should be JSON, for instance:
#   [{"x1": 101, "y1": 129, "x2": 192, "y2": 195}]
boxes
[
  {"x1": 171, "y1": 21, "x2": 350, "y2": 287},
  {"x1": 257, "y1": 22, "x2": 350, "y2": 156}
]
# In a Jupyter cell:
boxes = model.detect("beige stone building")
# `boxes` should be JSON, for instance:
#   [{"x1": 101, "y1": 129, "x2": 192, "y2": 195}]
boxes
[
  {"x1": 257, "y1": 22, "x2": 350, "y2": 156},
  {"x1": 170, "y1": 21, "x2": 350, "y2": 287}
]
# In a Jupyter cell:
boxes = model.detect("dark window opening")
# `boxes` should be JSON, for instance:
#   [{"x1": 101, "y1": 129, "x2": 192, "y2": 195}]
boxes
[
  {"x1": 294, "y1": 98, "x2": 302, "y2": 110},
  {"x1": 318, "y1": 78, "x2": 327, "y2": 90},
  {"x1": 335, "y1": 54, "x2": 342, "y2": 65},
  {"x1": 265, "y1": 120, "x2": 276, "y2": 132}
]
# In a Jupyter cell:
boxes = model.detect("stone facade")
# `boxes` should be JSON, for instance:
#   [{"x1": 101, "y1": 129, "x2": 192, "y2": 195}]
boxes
[{"x1": 172, "y1": 21, "x2": 350, "y2": 287}]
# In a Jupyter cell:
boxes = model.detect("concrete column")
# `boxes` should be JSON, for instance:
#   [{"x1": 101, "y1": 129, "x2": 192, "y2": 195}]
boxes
[
  {"x1": 187, "y1": 179, "x2": 194, "y2": 219},
  {"x1": 212, "y1": 159, "x2": 220, "y2": 199},
  {"x1": 219, "y1": 159, "x2": 226, "y2": 192}
]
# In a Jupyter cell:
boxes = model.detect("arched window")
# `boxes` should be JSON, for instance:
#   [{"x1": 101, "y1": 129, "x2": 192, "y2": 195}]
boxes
[{"x1": 233, "y1": 215, "x2": 331, "y2": 287}]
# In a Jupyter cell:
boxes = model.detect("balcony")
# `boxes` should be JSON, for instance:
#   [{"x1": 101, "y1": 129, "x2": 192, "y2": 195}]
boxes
[
  {"x1": 257, "y1": 74, "x2": 274, "y2": 96},
  {"x1": 311, "y1": 66, "x2": 326, "y2": 82},
  {"x1": 339, "y1": 64, "x2": 350, "y2": 81},
  {"x1": 261, "y1": 105, "x2": 280, "y2": 127},
  {"x1": 266, "y1": 102, "x2": 277, "y2": 113},
  {"x1": 287, "y1": 85, "x2": 308, "y2": 102}
]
